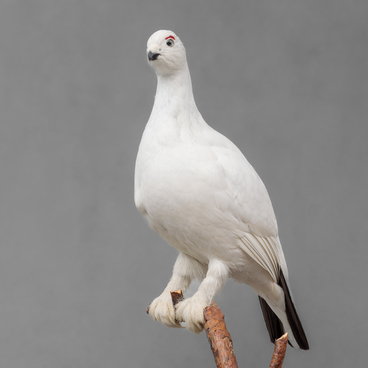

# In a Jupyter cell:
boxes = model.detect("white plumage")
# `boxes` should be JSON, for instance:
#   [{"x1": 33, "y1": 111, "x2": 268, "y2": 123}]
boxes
[{"x1": 135, "y1": 30, "x2": 308, "y2": 350}]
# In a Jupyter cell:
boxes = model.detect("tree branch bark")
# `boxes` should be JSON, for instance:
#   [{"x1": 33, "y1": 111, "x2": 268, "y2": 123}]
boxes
[
  {"x1": 269, "y1": 333, "x2": 288, "y2": 368},
  {"x1": 203, "y1": 300, "x2": 239, "y2": 368}
]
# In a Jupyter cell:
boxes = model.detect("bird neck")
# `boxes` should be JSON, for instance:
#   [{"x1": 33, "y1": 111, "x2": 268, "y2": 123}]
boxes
[{"x1": 153, "y1": 65, "x2": 199, "y2": 117}]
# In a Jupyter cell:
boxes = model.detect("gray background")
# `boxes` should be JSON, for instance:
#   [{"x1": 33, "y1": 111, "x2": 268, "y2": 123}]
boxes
[{"x1": 0, "y1": 0, "x2": 367, "y2": 367}]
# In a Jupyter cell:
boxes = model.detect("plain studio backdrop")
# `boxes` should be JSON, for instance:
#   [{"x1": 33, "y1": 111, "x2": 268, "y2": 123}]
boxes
[{"x1": 0, "y1": 1, "x2": 367, "y2": 367}]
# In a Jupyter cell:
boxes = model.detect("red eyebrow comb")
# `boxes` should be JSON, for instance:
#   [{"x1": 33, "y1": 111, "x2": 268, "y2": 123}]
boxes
[{"x1": 165, "y1": 35, "x2": 175, "y2": 40}]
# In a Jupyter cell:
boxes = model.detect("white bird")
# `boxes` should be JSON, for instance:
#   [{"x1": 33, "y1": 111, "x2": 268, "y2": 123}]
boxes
[{"x1": 135, "y1": 30, "x2": 309, "y2": 350}]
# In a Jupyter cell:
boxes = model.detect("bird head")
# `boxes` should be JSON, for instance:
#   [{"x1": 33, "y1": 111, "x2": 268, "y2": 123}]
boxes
[{"x1": 146, "y1": 30, "x2": 187, "y2": 76}]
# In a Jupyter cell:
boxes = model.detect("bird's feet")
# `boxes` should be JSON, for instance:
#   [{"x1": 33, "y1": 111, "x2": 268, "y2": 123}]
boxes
[
  {"x1": 175, "y1": 294, "x2": 209, "y2": 334},
  {"x1": 148, "y1": 291, "x2": 182, "y2": 328}
]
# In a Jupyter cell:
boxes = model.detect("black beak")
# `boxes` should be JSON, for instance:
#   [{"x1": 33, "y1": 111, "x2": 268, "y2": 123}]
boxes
[{"x1": 148, "y1": 51, "x2": 160, "y2": 61}]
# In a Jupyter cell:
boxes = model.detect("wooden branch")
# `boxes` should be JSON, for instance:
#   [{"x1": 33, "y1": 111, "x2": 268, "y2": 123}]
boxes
[
  {"x1": 147, "y1": 290, "x2": 288, "y2": 368},
  {"x1": 170, "y1": 291, "x2": 238, "y2": 368},
  {"x1": 203, "y1": 301, "x2": 239, "y2": 368},
  {"x1": 269, "y1": 333, "x2": 288, "y2": 368},
  {"x1": 170, "y1": 289, "x2": 184, "y2": 306}
]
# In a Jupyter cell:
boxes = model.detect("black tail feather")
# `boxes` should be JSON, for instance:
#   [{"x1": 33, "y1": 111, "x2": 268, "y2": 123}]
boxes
[
  {"x1": 259, "y1": 266, "x2": 309, "y2": 350},
  {"x1": 279, "y1": 267, "x2": 309, "y2": 350},
  {"x1": 258, "y1": 296, "x2": 286, "y2": 344}
]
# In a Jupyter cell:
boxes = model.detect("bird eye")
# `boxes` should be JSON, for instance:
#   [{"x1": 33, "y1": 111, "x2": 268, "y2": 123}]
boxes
[{"x1": 166, "y1": 39, "x2": 174, "y2": 47}]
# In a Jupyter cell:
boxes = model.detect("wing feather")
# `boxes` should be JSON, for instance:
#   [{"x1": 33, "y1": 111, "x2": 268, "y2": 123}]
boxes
[
  {"x1": 200, "y1": 131, "x2": 289, "y2": 281},
  {"x1": 240, "y1": 234, "x2": 283, "y2": 282}
]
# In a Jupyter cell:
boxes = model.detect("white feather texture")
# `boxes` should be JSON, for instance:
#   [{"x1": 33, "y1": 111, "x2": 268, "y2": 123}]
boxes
[{"x1": 135, "y1": 30, "x2": 304, "y2": 347}]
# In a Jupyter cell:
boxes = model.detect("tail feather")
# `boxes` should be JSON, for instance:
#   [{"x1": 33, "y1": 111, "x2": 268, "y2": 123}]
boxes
[
  {"x1": 258, "y1": 296, "x2": 287, "y2": 344},
  {"x1": 279, "y1": 268, "x2": 309, "y2": 350},
  {"x1": 259, "y1": 266, "x2": 309, "y2": 350}
]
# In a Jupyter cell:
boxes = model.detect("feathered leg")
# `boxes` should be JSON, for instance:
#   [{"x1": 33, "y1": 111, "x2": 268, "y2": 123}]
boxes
[
  {"x1": 175, "y1": 259, "x2": 229, "y2": 334},
  {"x1": 148, "y1": 252, "x2": 207, "y2": 328}
]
